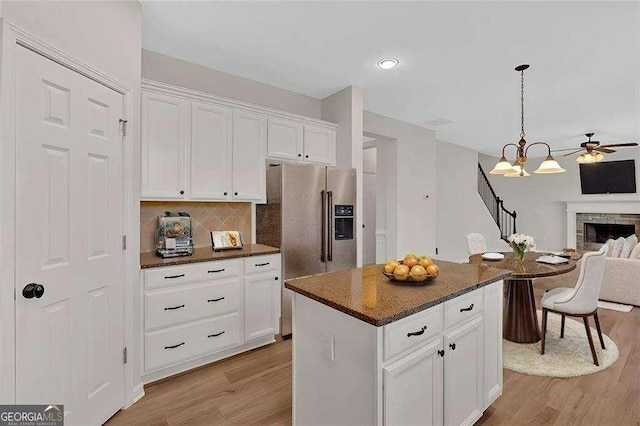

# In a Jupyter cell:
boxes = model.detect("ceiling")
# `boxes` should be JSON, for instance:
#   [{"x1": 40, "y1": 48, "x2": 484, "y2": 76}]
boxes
[{"x1": 142, "y1": 1, "x2": 639, "y2": 156}]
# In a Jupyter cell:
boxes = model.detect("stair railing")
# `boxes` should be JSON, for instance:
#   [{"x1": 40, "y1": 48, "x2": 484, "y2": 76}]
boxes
[{"x1": 477, "y1": 162, "x2": 517, "y2": 239}]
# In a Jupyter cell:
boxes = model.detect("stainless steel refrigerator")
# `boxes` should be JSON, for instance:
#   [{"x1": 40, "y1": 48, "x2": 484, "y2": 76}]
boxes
[{"x1": 256, "y1": 163, "x2": 357, "y2": 337}]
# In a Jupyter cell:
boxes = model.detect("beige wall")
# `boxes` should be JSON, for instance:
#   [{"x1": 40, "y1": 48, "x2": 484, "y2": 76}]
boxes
[
  {"x1": 140, "y1": 202, "x2": 252, "y2": 253},
  {"x1": 142, "y1": 49, "x2": 322, "y2": 119}
]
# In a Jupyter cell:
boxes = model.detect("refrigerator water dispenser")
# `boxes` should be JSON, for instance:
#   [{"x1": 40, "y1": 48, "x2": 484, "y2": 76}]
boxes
[{"x1": 334, "y1": 205, "x2": 354, "y2": 240}]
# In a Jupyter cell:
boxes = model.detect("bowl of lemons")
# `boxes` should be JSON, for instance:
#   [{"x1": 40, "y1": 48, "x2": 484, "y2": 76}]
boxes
[{"x1": 382, "y1": 254, "x2": 439, "y2": 284}]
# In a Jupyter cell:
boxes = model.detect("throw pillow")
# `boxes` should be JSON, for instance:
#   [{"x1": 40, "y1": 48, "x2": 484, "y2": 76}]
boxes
[
  {"x1": 604, "y1": 238, "x2": 616, "y2": 257},
  {"x1": 611, "y1": 236, "x2": 625, "y2": 258},
  {"x1": 621, "y1": 234, "x2": 638, "y2": 258},
  {"x1": 629, "y1": 242, "x2": 640, "y2": 260}
]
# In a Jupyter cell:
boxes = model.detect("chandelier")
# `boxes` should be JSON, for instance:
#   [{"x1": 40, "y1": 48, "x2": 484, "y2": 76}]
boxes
[{"x1": 490, "y1": 64, "x2": 566, "y2": 177}]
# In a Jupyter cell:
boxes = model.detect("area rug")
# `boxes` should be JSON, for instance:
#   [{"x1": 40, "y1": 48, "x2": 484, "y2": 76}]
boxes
[
  {"x1": 597, "y1": 300, "x2": 633, "y2": 312},
  {"x1": 503, "y1": 311, "x2": 619, "y2": 378}
]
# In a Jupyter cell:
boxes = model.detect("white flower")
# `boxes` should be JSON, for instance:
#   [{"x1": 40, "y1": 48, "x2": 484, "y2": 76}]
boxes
[{"x1": 507, "y1": 233, "x2": 535, "y2": 250}]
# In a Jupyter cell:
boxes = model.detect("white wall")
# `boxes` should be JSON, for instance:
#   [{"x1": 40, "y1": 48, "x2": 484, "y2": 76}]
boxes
[
  {"x1": 480, "y1": 147, "x2": 640, "y2": 250},
  {"x1": 143, "y1": 49, "x2": 321, "y2": 119},
  {"x1": 364, "y1": 110, "x2": 437, "y2": 258},
  {"x1": 0, "y1": 0, "x2": 143, "y2": 405},
  {"x1": 436, "y1": 140, "x2": 507, "y2": 262},
  {"x1": 322, "y1": 87, "x2": 364, "y2": 266}
]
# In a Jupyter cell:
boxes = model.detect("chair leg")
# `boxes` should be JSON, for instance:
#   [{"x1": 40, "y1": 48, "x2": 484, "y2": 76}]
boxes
[
  {"x1": 540, "y1": 308, "x2": 548, "y2": 355},
  {"x1": 560, "y1": 314, "x2": 565, "y2": 338},
  {"x1": 583, "y1": 316, "x2": 599, "y2": 366},
  {"x1": 593, "y1": 311, "x2": 606, "y2": 349}
]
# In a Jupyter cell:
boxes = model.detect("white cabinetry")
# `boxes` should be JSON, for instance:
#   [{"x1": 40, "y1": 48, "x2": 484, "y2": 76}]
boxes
[
  {"x1": 383, "y1": 339, "x2": 444, "y2": 426},
  {"x1": 142, "y1": 253, "x2": 281, "y2": 383},
  {"x1": 443, "y1": 316, "x2": 484, "y2": 426},
  {"x1": 190, "y1": 102, "x2": 231, "y2": 200},
  {"x1": 141, "y1": 80, "x2": 338, "y2": 202},
  {"x1": 266, "y1": 119, "x2": 336, "y2": 166},
  {"x1": 141, "y1": 91, "x2": 189, "y2": 199},
  {"x1": 232, "y1": 111, "x2": 266, "y2": 201}
]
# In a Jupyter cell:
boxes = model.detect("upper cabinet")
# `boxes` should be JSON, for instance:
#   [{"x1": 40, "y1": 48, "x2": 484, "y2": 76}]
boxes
[
  {"x1": 141, "y1": 92, "x2": 189, "y2": 199},
  {"x1": 141, "y1": 80, "x2": 337, "y2": 202}
]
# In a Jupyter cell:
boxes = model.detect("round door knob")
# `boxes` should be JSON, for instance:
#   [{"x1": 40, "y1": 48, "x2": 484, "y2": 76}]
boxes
[
  {"x1": 179, "y1": 190, "x2": 184, "y2": 195},
  {"x1": 224, "y1": 192, "x2": 228, "y2": 196},
  {"x1": 23, "y1": 283, "x2": 45, "y2": 299},
  {"x1": 234, "y1": 192, "x2": 238, "y2": 196}
]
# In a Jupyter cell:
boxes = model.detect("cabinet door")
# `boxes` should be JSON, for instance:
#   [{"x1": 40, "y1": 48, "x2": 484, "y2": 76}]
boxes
[
  {"x1": 483, "y1": 281, "x2": 503, "y2": 408},
  {"x1": 303, "y1": 125, "x2": 335, "y2": 165},
  {"x1": 383, "y1": 338, "x2": 443, "y2": 426},
  {"x1": 267, "y1": 118, "x2": 303, "y2": 161},
  {"x1": 444, "y1": 316, "x2": 484, "y2": 426},
  {"x1": 232, "y1": 111, "x2": 266, "y2": 201},
  {"x1": 190, "y1": 102, "x2": 231, "y2": 200},
  {"x1": 141, "y1": 92, "x2": 189, "y2": 199},
  {"x1": 244, "y1": 272, "x2": 280, "y2": 341}
]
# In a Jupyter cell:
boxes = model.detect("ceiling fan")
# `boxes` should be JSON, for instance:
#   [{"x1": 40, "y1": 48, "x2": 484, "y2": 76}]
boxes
[{"x1": 552, "y1": 133, "x2": 638, "y2": 163}]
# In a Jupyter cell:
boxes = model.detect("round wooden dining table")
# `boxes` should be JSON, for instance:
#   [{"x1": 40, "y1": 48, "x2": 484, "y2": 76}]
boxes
[{"x1": 468, "y1": 251, "x2": 578, "y2": 344}]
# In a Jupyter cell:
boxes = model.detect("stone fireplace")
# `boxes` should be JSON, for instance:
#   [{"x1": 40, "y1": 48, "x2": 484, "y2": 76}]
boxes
[
  {"x1": 576, "y1": 213, "x2": 640, "y2": 250},
  {"x1": 566, "y1": 200, "x2": 640, "y2": 250}
]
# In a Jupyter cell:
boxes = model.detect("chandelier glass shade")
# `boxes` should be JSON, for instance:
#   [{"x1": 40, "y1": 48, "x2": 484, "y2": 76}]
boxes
[{"x1": 490, "y1": 64, "x2": 566, "y2": 177}]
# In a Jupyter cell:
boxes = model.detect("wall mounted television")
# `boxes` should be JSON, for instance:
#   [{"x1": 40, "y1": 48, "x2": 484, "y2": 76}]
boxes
[{"x1": 579, "y1": 159, "x2": 637, "y2": 194}]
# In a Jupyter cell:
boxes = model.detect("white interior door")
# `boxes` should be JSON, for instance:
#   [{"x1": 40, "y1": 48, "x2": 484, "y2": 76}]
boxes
[
  {"x1": 363, "y1": 172, "x2": 377, "y2": 265},
  {"x1": 15, "y1": 45, "x2": 125, "y2": 425}
]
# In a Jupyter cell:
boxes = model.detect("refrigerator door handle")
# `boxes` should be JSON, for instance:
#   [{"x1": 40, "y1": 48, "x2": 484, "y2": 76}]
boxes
[
  {"x1": 321, "y1": 190, "x2": 326, "y2": 263},
  {"x1": 327, "y1": 190, "x2": 333, "y2": 261}
]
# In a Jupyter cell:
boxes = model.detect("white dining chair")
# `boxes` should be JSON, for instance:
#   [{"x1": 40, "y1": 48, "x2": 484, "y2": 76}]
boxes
[
  {"x1": 540, "y1": 245, "x2": 608, "y2": 365},
  {"x1": 466, "y1": 233, "x2": 487, "y2": 256}
]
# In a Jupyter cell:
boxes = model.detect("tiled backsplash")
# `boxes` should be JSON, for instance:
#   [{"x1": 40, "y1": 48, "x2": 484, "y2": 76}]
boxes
[{"x1": 140, "y1": 201, "x2": 252, "y2": 253}]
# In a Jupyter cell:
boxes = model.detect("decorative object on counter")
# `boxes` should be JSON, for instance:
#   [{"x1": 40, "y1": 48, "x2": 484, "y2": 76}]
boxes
[
  {"x1": 489, "y1": 64, "x2": 566, "y2": 177},
  {"x1": 156, "y1": 212, "x2": 194, "y2": 258},
  {"x1": 507, "y1": 233, "x2": 536, "y2": 261},
  {"x1": 382, "y1": 254, "x2": 439, "y2": 284},
  {"x1": 211, "y1": 231, "x2": 244, "y2": 251}
]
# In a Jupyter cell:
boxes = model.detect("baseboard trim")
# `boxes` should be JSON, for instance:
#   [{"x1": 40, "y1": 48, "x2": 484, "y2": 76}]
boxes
[{"x1": 124, "y1": 383, "x2": 145, "y2": 409}]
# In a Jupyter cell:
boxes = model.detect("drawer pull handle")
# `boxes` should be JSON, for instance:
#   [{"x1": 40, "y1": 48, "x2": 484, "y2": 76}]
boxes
[
  {"x1": 449, "y1": 343, "x2": 456, "y2": 351},
  {"x1": 164, "y1": 342, "x2": 185, "y2": 350},
  {"x1": 164, "y1": 304, "x2": 185, "y2": 311},
  {"x1": 438, "y1": 350, "x2": 445, "y2": 357},
  {"x1": 407, "y1": 325, "x2": 427, "y2": 337},
  {"x1": 460, "y1": 304, "x2": 474, "y2": 312},
  {"x1": 255, "y1": 262, "x2": 270, "y2": 267},
  {"x1": 208, "y1": 331, "x2": 225, "y2": 338},
  {"x1": 208, "y1": 269, "x2": 225, "y2": 273},
  {"x1": 207, "y1": 297, "x2": 225, "y2": 302},
  {"x1": 164, "y1": 274, "x2": 185, "y2": 279}
]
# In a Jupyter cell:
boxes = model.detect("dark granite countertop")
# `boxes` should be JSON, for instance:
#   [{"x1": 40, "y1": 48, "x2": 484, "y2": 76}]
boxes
[
  {"x1": 285, "y1": 260, "x2": 511, "y2": 326},
  {"x1": 140, "y1": 244, "x2": 280, "y2": 269}
]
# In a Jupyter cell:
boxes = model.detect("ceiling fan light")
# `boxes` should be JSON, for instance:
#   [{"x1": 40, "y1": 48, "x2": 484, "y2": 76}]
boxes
[
  {"x1": 583, "y1": 153, "x2": 594, "y2": 163},
  {"x1": 534, "y1": 155, "x2": 566, "y2": 174},
  {"x1": 576, "y1": 154, "x2": 586, "y2": 163},
  {"x1": 490, "y1": 156, "x2": 516, "y2": 174},
  {"x1": 594, "y1": 152, "x2": 604, "y2": 161}
]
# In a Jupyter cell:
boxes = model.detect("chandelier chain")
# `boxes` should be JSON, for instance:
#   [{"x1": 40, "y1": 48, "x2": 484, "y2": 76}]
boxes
[{"x1": 520, "y1": 70, "x2": 525, "y2": 139}]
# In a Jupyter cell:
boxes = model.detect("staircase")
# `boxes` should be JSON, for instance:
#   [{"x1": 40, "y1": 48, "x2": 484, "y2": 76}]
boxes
[{"x1": 477, "y1": 162, "x2": 517, "y2": 239}]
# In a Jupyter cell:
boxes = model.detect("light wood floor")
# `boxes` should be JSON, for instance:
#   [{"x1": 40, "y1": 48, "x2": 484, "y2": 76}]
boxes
[{"x1": 108, "y1": 277, "x2": 639, "y2": 426}]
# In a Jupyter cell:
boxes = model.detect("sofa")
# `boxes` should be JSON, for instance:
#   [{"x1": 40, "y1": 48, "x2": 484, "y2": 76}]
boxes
[{"x1": 599, "y1": 236, "x2": 640, "y2": 306}]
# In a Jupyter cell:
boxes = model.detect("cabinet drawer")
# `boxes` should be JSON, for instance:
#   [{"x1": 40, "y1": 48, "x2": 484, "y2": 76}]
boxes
[
  {"x1": 244, "y1": 255, "x2": 279, "y2": 275},
  {"x1": 144, "y1": 259, "x2": 242, "y2": 289},
  {"x1": 384, "y1": 305, "x2": 443, "y2": 361},
  {"x1": 444, "y1": 289, "x2": 483, "y2": 330},
  {"x1": 145, "y1": 278, "x2": 241, "y2": 331},
  {"x1": 145, "y1": 313, "x2": 240, "y2": 371}
]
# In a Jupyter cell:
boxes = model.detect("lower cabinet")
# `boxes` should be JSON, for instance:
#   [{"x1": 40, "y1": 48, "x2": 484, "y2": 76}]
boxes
[
  {"x1": 141, "y1": 253, "x2": 281, "y2": 383},
  {"x1": 384, "y1": 339, "x2": 444, "y2": 426}
]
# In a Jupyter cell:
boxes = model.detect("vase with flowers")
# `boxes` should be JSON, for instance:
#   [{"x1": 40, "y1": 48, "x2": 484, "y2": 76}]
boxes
[{"x1": 507, "y1": 233, "x2": 536, "y2": 261}]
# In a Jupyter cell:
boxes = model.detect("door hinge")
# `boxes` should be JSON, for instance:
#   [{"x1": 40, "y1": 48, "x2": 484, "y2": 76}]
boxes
[
  {"x1": 119, "y1": 119, "x2": 128, "y2": 136},
  {"x1": 122, "y1": 235, "x2": 127, "y2": 251},
  {"x1": 123, "y1": 347, "x2": 128, "y2": 364}
]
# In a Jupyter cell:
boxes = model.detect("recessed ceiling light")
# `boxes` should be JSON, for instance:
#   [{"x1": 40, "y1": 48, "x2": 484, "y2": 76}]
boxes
[{"x1": 377, "y1": 58, "x2": 399, "y2": 70}]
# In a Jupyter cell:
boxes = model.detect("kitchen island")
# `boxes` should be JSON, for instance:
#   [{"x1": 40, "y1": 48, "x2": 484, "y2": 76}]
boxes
[{"x1": 285, "y1": 261, "x2": 511, "y2": 426}]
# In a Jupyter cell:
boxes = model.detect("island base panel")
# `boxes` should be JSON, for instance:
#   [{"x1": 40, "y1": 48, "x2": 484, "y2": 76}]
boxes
[{"x1": 503, "y1": 279, "x2": 541, "y2": 343}]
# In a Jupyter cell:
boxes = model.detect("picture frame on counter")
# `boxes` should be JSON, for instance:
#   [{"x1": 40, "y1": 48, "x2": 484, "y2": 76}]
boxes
[{"x1": 211, "y1": 231, "x2": 244, "y2": 251}]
